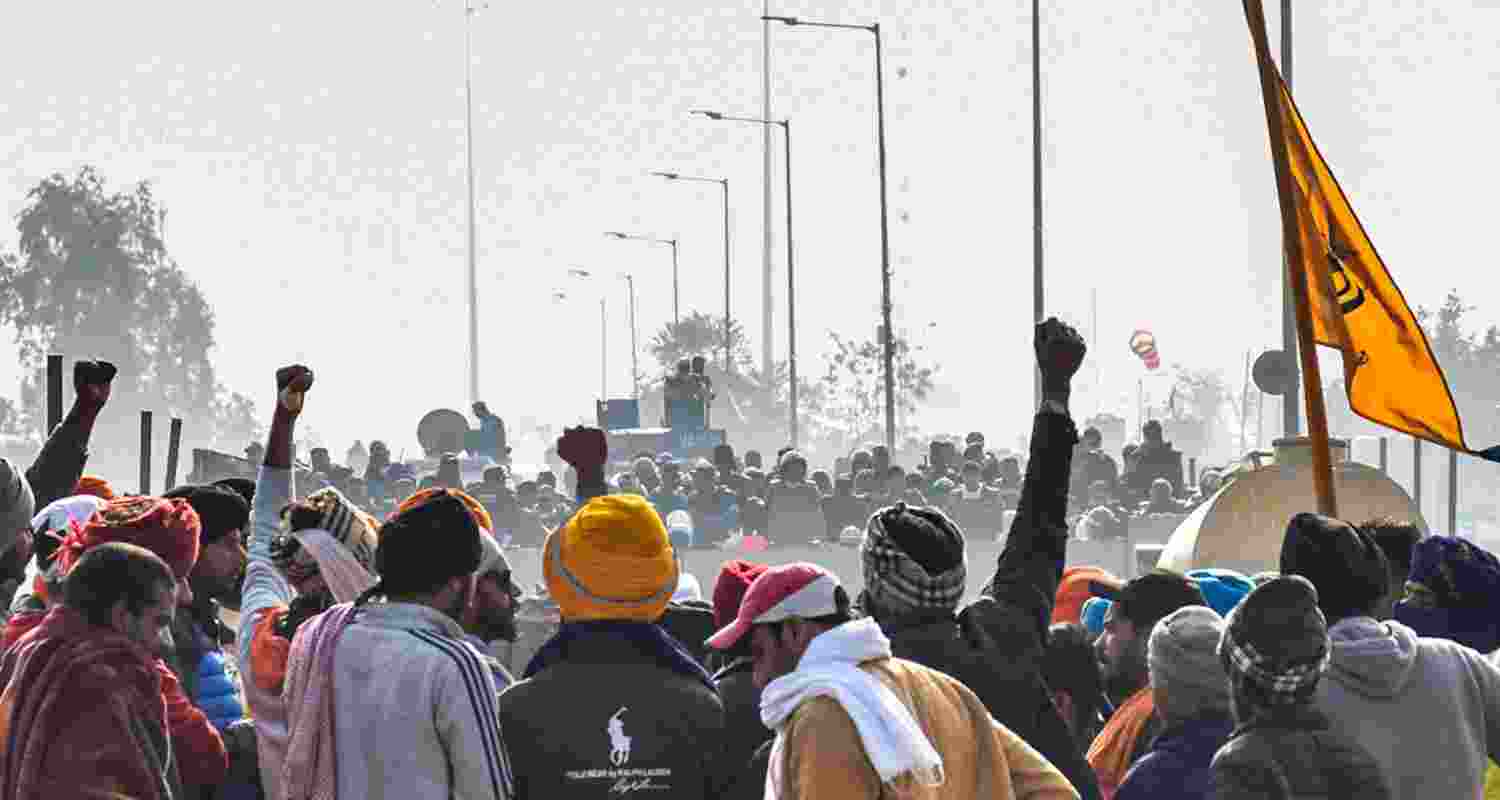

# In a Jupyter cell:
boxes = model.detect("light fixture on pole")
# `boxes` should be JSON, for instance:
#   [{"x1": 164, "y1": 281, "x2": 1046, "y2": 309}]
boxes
[
  {"x1": 690, "y1": 109, "x2": 800, "y2": 448},
  {"x1": 605, "y1": 231, "x2": 680, "y2": 327},
  {"x1": 653, "y1": 171, "x2": 732, "y2": 373},
  {"x1": 763, "y1": 14, "x2": 894, "y2": 450},
  {"x1": 568, "y1": 268, "x2": 639, "y2": 399},
  {"x1": 564, "y1": 270, "x2": 608, "y2": 399}
]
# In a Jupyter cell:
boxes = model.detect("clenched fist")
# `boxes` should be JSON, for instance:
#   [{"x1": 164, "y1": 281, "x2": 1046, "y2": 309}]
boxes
[
  {"x1": 275, "y1": 365, "x2": 314, "y2": 416},
  {"x1": 1035, "y1": 318, "x2": 1086, "y2": 392},
  {"x1": 73, "y1": 360, "x2": 116, "y2": 410},
  {"x1": 556, "y1": 426, "x2": 608, "y2": 475}
]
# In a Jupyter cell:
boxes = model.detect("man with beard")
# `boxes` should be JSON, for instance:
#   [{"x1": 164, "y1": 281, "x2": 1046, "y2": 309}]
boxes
[
  {"x1": 163, "y1": 483, "x2": 261, "y2": 800},
  {"x1": 463, "y1": 500, "x2": 524, "y2": 686},
  {"x1": 0, "y1": 543, "x2": 182, "y2": 799},
  {"x1": 281, "y1": 490, "x2": 514, "y2": 800},
  {"x1": 1087, "y1": 570, "x2": 1205, "y2": 799}
]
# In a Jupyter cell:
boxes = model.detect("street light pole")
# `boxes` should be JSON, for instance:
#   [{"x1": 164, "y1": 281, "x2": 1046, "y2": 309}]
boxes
[
  {"x1": 721, "y1": 178, "x2": 732, "y2": 374},
  {"x1": 692, "y1": 111, "x2": 799, "y2": 447},
  {"x1": 567, "y1": 269, "x2": 611, "y2": 399},
  {"x1": 1032, "y1": 0, "x2": 1044, "y2": 410},
  {"x1": 605, "y1": 232, "x2": 680, "y2": 326},
  {"x1": 463, "y1": 0, "x2": 482, "y2": 406},
  {"x1": 1280, "y1": 0, "x2": 1300, "y2": 438},
  {"x1": 653, "y1": 172, "x2": 732, "y2": 372},
  {"x1": 622, "y1": 273, "x2": 639, "y2": 399},
  {"x1": 763, "y1": 15, "x2": 893, "y2": 449}
]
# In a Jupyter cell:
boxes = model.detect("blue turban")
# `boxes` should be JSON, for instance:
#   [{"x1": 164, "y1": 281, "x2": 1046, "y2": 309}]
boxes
[{"x1": 1187, "y1": 568, "x2": 1255, "y2": 617}]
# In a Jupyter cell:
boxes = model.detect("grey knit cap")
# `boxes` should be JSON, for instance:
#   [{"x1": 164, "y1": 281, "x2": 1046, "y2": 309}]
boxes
[
  {"x1": 1148, "y1": 604, "x2": 1230, "y2": 721},
  {"x1": 0, "y1": 459, "x2": 35, "y2": 557}
]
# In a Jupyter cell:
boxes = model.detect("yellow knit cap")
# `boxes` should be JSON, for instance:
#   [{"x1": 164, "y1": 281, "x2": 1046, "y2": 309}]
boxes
[{"x1": 544, "y1": 493, "x2": 678, "y2": 622}]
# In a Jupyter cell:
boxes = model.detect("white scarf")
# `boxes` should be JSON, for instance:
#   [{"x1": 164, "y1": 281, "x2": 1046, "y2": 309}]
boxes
[{"x1": 760, "y1": 618, "x2": 945, "y2": 798}]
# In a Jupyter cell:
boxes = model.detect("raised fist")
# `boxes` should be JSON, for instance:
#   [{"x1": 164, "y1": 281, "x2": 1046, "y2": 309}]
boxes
[
  {"x1": 556, "y1": 426, "x2": 608, "y2": 474},
  {"x1": 73, "y1": 360, "x2": 116, "y2": 409},
  {"x1": 1035, "y1": 318, "x2": 1086, "y2": 390},
  {"x1": 275, "y1": 365, "x2": 314, "y2": 415}
]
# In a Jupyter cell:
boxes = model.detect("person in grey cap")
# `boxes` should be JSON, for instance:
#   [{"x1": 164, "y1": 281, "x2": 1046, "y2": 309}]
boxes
[
  {"x1": 1210, "y1": 575, "x2": 1389, "y2": 800},
  {"x1": 0, "y1": 359, "x2": 116, "y2": 621},
  {"x1": 1116, "y1": 605, "x2": 1233, "y2": 800}
]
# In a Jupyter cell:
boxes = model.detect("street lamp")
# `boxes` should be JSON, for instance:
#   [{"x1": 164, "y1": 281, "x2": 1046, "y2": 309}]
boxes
[
  {"x1": 763, "y1": 14, "x2": 895, "y2": 450},
  {"x1": 605, "y1": 232, "x2": 679, "y2": 327},
  {"x1": 568, "y1": 268, "x2": 639, "y2": 399},
  {"x1": 653, "y1": 171, "x2": 732, "y2": 373},
  {"x1": 555, "y1": 280, "x2": 607, "y2": 400},
  {"x1": 690, "y1": 110, "x2": 801, "y2": 448}
]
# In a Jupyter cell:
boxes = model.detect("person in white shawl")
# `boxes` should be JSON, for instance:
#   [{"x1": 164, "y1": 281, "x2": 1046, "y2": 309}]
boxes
[{"x1": 706, "y1": 561, "x2": 1078, "y2": 800}]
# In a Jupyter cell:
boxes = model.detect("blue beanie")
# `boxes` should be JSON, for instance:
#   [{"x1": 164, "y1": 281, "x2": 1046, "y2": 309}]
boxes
[{"x1": 1187, "y1": 568, "x2": 1254, "y2": 617}]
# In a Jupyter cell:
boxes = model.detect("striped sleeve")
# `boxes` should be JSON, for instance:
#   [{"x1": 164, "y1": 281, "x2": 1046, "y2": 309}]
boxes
[{"x1": 411, "y1": 630, "x2": 515, "y2": 800}]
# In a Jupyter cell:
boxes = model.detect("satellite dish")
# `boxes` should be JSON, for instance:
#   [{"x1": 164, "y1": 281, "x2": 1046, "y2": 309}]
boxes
[
  {"x1": 1253, "y1": 350, "x2": 1298, "y2": 396},
  {"x1": 417, "y1": 408, "x2": 471, "y2": 457}
]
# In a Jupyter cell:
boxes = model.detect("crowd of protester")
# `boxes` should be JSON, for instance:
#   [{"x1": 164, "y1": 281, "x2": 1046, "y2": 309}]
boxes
[{"x1": 1, "y1": 321, "x2": 1499, "y2": 799}]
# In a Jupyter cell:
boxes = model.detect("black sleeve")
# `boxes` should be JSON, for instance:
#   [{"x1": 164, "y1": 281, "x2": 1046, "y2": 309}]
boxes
[
  {"x1": 26, "y1": 413, "x2": 91, "y2": 509},
  {"x1": 981, "y1": 407, "x2": 1078, "y2": 641}
]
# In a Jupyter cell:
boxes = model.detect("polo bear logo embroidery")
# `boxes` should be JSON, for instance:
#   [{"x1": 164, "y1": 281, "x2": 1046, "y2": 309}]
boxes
[{"x1": 608, "y1": 707, "x2": 632, "y2": 766}]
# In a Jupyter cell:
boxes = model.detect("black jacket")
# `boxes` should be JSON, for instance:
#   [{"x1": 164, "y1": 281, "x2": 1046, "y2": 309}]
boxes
[
  {"x1": 497, "y1": 630, "x2": 728, "y2": 800},
  {"x1": 712, "y1": 657, "x2": 771, "y2": 794},
  {"x1": 876, "y1": 406, "x2": 1102, "y2": 800},
  {"x1": 660, "y1": 601, "x2": 716, "y2": 668},
  {"x1": 1210, "y1": 706, "x2": 1390, "y2": 800}
]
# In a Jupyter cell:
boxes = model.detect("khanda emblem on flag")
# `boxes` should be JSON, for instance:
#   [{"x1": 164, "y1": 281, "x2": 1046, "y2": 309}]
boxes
[
  {"x1": 1325, "y1": 218, "x2": 1365, "y2": 316},
  {"x1": 1243, "y1": 0, "x2": 1500, "y2": 462}
]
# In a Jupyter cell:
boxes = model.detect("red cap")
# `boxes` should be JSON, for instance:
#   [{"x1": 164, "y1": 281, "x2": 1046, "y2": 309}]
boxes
[
  {"x1": 706, "y1": 562, "x2": 841, "y2": 651},
  {"x1": 712, "y1": 559, "x2": 770, "y2": 630}
]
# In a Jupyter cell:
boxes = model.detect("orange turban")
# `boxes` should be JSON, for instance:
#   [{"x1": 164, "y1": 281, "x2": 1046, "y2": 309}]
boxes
[
  {"x1": 1054, "y1": 566, "x2": 1118, "y2": 626},
  {"x1": 58, "y1": 496, "x2": 201, "y2": 580},
  {"x1": 544, "y1": 494, "x2": 677, "y2": 623},
  {"x1": 397, "y1": 487, "x2": 493, "y2": 533},
  {"x1": 73, "y1": 475, "x2": 116, "y2": 501}
]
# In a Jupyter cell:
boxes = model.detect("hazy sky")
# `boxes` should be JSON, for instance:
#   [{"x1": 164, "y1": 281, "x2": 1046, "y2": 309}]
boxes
[{"x1": 3, "y1": 0, "x2": 1499, "y2": 460}]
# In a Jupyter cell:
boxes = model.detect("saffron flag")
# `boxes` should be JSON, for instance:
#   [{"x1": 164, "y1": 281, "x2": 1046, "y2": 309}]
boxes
[{"x1": 1243, "y1": 0, "x2": 1500, "y2": 462}]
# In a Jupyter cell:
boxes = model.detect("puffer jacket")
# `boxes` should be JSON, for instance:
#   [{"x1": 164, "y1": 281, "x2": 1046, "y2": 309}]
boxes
[
  {"x1": 1116, "y1": 713, "x2": 1233, "y2": 800},
  {"x1": 1210, "y1": 705, "x2": 1389, "y2": 800},
  {"x1": 497, "y1": 628, "x2": 728, "y2": 799},
  {"x1": 875, "y1": 407, "x2": 1100, "y2": 800}
]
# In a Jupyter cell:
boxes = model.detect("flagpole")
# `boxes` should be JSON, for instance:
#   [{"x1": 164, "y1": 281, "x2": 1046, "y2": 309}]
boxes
[{"x1": 1244, "y1": 0, "x2": 1338, "y2": 516}]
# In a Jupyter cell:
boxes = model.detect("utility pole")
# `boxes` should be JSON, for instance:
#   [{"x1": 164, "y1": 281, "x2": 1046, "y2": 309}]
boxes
[
  {"x1": 1032, "y1": 0, "x2": 1045, "y2": 409},
  {"x1": 1280, "y1": 0, "x2": 1299, "y2": 438},
  {"x1": 762, "y1": 0, "x2": 775, "y2": 382}
]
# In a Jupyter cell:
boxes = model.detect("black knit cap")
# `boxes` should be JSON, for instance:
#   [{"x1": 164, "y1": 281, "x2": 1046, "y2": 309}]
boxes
[
  {"x1": 878, "y1": 503, "x2": 966, "y2": 575},
  {"x1": 369, "y1": 490, "x2": 482, "y2": 599},
  {"x1": 1091, "y1": 570, "x2": 1206, "y2": 632},
  {"x1": 1226, "y1": 574, "x2": 1328, "y2": 666},
  {"x1": 211, "y1": 477, "x2": 255, "y2": 507},
  {"x1": 1279, "y1": 512, "x2": 1389, "y2": 622},
  {"x1": 163, "y1": 483, "x2": 249, "y2": 544}
]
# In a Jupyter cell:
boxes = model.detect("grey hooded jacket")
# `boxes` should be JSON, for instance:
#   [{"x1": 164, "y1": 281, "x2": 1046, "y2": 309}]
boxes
[{"x1": 1316, "y1": 617, "x2": 1500, "y2": 800}]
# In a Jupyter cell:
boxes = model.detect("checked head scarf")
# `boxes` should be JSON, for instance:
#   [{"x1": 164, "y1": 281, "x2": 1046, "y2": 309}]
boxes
[
  {"x1": 861, "y1": 503, "x2": 967, "y2": 616},
  {"x1": 1219, "y1": 575, "x2": 1330, "y2": 710}
]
